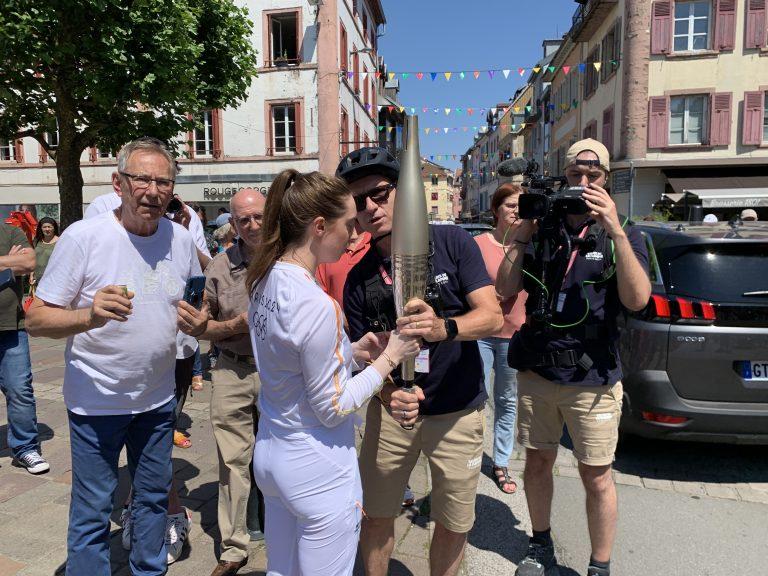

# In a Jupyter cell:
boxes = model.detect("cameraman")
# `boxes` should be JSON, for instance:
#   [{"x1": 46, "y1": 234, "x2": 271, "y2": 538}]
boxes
[{"x1": 497, "y1": 139, "x2": 650, "y2": 576}]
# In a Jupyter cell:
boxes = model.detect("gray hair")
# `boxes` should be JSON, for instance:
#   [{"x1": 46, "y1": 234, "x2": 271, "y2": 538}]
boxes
[{"x1": 117, "y1": 137, "x2": 178, "y2": 179}]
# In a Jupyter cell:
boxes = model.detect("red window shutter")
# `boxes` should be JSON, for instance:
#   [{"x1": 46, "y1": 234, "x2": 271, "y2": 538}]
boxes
[
  {"x1": 13, "y1": 139, "x2": 24, "y2": 163},
  {"x1": 648, "y1": 96, "x2": 669, "y2": 148},
  {"x1": 602, "y1": 108, "x2": 614, "y2": 154},
  {"x1": 710, "y1": 92, "x2": 732, "y2": 145},
  {"x1": 213, "y1": 109, "x2": 224, "y2": 159},
  {"x1": 651, "y1": 1, "x2": 673, "y2": 55},
  {"x1": 353, "y1": 49, "x2": 360, "y2": 93},
  {"x1": 746, "y1": 0, "x2": 767, "y2": 48},
  {"x1": 340, "y1": 24, "x2": 348, "y2": 71},
  {"x1": 715, "y1": 0, "x2": 736, "y2": 50},
  {"x1": 742, "y1": 91, "x2": 765, "y2": 145}
]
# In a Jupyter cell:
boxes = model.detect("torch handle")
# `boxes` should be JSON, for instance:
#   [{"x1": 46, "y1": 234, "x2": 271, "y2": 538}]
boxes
[{"x1": 399, "y1": 382, "x2": 416, "y2": 430}]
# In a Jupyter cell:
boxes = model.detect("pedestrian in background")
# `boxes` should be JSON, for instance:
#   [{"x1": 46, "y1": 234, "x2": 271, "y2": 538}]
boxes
[
  {"x1": 0, "y1": 222, "x2": 47, "y2": 475},
  {"x1": 247, "y1": 169, "x2": 420, "y2": 576},
  {"x1": 27, "y1": 137, "x2": 209, "y2": 576},
  {"x1": 200, "y1": 188, "x2": 267, "y2": 576},
  {"x1": 475, "y1": 183, "x2": 528, "y2": 495},
  {"x1": 30, "y1": 217, "x2": 59, "y2": 288}
]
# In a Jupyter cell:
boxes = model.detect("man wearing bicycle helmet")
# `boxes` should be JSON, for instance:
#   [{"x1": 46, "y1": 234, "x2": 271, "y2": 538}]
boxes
[
  {"x1": 496, "y1": 139, "x2": 650, "y2": 576},
  {"x1": 337, "y1": 147, "x2": 503, "y2": 576}
]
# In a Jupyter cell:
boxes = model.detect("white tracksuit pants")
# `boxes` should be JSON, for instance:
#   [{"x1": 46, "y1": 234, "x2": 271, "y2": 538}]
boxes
[{"x1": 253, "y1": 419, "x2": 362, "y2": 576}]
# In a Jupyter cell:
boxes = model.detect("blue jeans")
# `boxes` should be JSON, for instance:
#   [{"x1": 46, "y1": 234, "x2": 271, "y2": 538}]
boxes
[
  {"x1": 0, "y1": 330, "x2": 40, "y2": 459},
  {"x1": 192, "y1": 346, "x2": 202, "y2": 378},
  {"x1": 67, "y1": 398, "x2": 176, "y2": 576},
  {"x1": 478, "y1": 337, "x2": 518, "y2": 467}
]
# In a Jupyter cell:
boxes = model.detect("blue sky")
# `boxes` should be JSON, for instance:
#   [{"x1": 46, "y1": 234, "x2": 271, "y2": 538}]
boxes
[{"x1": 378, "y1": 0, "x2": 578, "y2": 170}]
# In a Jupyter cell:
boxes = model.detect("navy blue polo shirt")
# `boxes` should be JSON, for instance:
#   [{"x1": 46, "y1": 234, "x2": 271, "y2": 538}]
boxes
[
  {"x1": 509, "y1": 222, "x2": 649, "y2": 386},
  {"x1": 344, "y1": 225, "x2": 492, "y2": 416}
]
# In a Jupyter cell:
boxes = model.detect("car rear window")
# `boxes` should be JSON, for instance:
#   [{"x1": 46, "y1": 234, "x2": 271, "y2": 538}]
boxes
[{"x1": 664, "y1": 243, "x2": 768, "y2": 303}]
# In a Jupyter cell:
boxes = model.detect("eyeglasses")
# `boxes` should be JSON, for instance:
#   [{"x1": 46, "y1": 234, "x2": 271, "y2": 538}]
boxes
[
  {"x1": 119, "y1": 172, "x2": 175, "y2": 192},
  {"x1": 235, "y1": 214, "x2": 263, "y2": 227},
  {"x1": 354, "y1": 183, "x2": 396, "y2": 212}
]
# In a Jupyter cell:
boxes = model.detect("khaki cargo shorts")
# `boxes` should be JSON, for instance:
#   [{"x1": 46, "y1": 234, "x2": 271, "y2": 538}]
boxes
[
  {"x1": 358, "y1": 399, "x2": 485, "y2": 534},
  {"x1": 517, "y1": 370, "x2": 623, "y2": 466}
]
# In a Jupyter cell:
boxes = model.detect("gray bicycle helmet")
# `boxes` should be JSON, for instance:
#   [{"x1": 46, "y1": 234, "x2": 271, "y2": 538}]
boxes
[{"x1": 335, "y1": 147, "x2": 400, "y2": 184}]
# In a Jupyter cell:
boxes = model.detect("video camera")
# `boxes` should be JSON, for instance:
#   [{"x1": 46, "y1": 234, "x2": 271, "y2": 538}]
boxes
[{"x1": 497, "y1": 157, "x2": 589, "y2": 220}]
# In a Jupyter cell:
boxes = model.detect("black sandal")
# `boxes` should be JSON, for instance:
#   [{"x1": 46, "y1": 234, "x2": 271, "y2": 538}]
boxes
[{"x1": 492, "y1": 466, "x2": 518, "y2": 494}]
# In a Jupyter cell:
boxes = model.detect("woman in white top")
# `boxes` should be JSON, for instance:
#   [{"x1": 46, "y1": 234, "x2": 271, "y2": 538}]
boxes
[{"x1": 247, "y1": 170, "x2": 421, "y2": 576}]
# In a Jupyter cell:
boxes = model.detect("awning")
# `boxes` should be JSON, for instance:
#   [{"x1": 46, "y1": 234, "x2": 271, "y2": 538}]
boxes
[
  {"x1": 684, "y1": 188, "x2": 768, "y2": 209},
  {"x1": 666, "y1": 175, "x2": 768, "y2": 208}
]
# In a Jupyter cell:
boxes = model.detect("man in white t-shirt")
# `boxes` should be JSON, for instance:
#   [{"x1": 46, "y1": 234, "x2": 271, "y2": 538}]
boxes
[{"x1": 26, "y1": 137, "x2": 209, "y2": 576}]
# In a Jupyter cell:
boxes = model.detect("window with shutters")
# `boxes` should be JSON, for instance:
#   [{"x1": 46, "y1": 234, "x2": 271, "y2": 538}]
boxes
[
  {"x1": 602, "y1": 107, "x2": 614, "y2": 153},
  {"x1": 670, "y1": 95, "x2": 708, "y2": 145},
  {"x1": 746, "y1": 0, "x2": 767, "y2": 49},
  {"x1": 584, "y1": 46, "x2": 600, "y2": 99},
  {"x1": 583, "y1": 120, "x2": 597, "y2": 140},
  {"x1": 353, "y1": 47, "x2": 360, "y2": 94},
  {"x1": 674, "y1": 1, "x2": 711, "y2": 51},
  {"x1": 340, "y1": 24, "x2": 348, "y2": 72},
  {"x1": 0, "y1": 140, "x2": 14, "y2": 162},
  {"x1": 601, "y1": 19, "x2": 622, "y2": 82},
  {"x1": 431, "y1": 191, "x2": 439, "y2": 200},
  {"x1": 341, "y1": 108, "x2": 349, "y2": 157}
]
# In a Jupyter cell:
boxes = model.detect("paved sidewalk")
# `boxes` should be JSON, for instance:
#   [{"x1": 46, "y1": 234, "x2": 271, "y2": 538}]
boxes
[{"x1": 0, "y1": 338, "x2": 531, "y2": 576}]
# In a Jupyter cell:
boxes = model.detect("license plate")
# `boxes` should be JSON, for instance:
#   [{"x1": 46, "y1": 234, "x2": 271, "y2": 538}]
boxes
[{"x1": 740, "y1": 361, "x2": 768, "y2": 381}]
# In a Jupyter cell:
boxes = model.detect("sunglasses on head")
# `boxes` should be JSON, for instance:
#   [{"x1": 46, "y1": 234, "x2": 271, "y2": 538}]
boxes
[{"x1": 354, "y1": 183, "x2": 396, "y2": 212}]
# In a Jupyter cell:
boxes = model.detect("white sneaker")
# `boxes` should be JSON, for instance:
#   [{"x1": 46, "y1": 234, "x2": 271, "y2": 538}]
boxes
[
  {"x1": 165, "y1": 509, "x2": 192, "y2": 564},
  {"x1": 15, "y1": 450, "x2": 50, "y2": 474},
  {"x1": 120, "y1": 505, "x2": 132, "y2": 551}
]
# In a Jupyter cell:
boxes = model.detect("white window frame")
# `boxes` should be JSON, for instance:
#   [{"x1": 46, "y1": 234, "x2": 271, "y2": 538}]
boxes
[
  {"x1": 673, "y1": 0, "x2": 711, "y2": 52},
  {"x1": 194, "y1": 111, "x2": 214, "y2": 158},
  {"x1": 669, "y1": 94, "x2": 708, "y2": 145},
  {"x1": 272, "y1": 104, "x2": 296, "y2": 155},
  {"x1": 0, "y1": 140, "x2": 15, "y2": 162},
  {"x1": 764, "y1": 92, "x2": 768, "y2": 144}
]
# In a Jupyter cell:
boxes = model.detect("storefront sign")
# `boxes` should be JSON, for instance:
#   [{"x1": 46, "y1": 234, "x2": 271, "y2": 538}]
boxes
[
  {"x1": 202, "y1": 184, "x2": 270, "y2": 200},
  {"x1": 611, "y1": 169, "x2": 631, "y2": 196}
]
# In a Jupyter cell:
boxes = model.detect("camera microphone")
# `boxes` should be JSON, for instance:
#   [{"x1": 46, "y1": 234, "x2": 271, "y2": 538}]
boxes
[{"x1": 497, "y1": 157, "x2": 532, "y2": 177}]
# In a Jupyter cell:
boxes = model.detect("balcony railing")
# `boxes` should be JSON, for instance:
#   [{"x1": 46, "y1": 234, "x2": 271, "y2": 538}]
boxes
[{"x1": 570, "y1": 0, "x2": 617, "y2": 41}]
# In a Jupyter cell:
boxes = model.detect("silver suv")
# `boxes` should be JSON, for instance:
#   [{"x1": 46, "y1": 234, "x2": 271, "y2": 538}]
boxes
[{"x1": 619, "y1": 220, "x2": 768, "y2": 444}]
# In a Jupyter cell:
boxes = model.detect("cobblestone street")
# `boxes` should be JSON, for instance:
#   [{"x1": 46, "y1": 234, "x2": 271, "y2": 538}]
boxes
[{"x1": 0, "y1": 338, "x2": 766, "y2": 575}]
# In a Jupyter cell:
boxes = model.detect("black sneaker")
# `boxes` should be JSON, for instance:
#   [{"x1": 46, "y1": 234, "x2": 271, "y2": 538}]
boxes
[
  {"x1": 587, "y1": 566, "x2": 610, "y2": 576},
  {"x1": 515, "y1": 540, "x2": 558, "y2": 576}
]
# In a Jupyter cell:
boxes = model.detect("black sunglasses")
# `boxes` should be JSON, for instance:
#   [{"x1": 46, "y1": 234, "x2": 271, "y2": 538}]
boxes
[{"x1": 354, "y1": 183, "x2": 396, "y2": 212}]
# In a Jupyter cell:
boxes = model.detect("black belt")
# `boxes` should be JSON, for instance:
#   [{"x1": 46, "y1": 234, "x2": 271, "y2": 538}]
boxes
[{"x1": 220, "y1": 348, "x2": 257, "y2": 366}]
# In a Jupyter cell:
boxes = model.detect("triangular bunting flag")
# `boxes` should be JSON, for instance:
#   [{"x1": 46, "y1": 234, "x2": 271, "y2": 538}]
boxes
[
  {"x1": 467, "y1": 108, "x2": 474, "y2": 115},
  {"x1": 511, "y1": 124, "x2": 516, "y2": 131},
  {"x1": 386, "y1": 72, "x2": 394, "y2": 81},
  {"x1": 424, "y1": 128, "x2": 430, "y2": 134},
  {"x1": 533, "y1": 67, "x2": 541, "y2": 74},
  {"x1": 459, "y1": 71, "x2": 466, "y2": 79},
  {"x1": 387, "y1": 106, "x2": 394, "y2": 113},
  {"x1": 387, "y1": 126, "x2": 393, "y2": 133},
  {"x1": 491, "y1": 108, "x2": 497, "y2": 116},
  {"x1": 416, "y1": 72, "x2": 424, "y2": 80},
  {"x1": 593, "y1": 62, "x2": 602, "y2": 72},
  {"x1": 430, "y1": 155, "x2": 434, "y2": 160},
  {"x1": 375, "y1": 71, "x2": 382, "y2": 79},
  {"x1": 473, "y1": 71, "x2": 480, "y2": 79},
  {"x1": 452, "y1": 127, "x2": 458, "y2": 132},
  {"x1": 402, "y1": 73, "x2": 409, "y2": 79},
  {"x1": 433, "y1": 108, "x2": 439, "y2": 114},
  {"x1": 611, "y1": 60, "x2": 618, "y2": 67},
  {"x1": 514, "y1": 106, "x2": 520, "y2": 113},
  {"x1": 444, "y1": 72, "x2": 452, "y2": 81},
  {"x1": 526, "y1": 105, "x2": 532, "y2": 113},
  {"x1": 503, "y1": 69, "x2": 510, "y2": 78},
  {"x1": 410, "y1": 107, "x2": 416, "y2": 114},
  {"x1": 518, "y1": 68, "x2": 526, "y2": 77},
  {"x1": 562, "y1": 66, "x2": 570, "y2": 75},
  {"x1": 488, "y1": 70, "x2": 495, "y2": 79},
  {"x1": 430, "y1": 72, "x2": 438, "y2": 81},
  {"x1": 398, "y1": 106, "x2": 405, "y2": 113},
  {"x1": 361, "y1": 72, "x2": 368, "y2": 81},
  {"x1": 347, "y1": 72, "x2": 354, "y2": 80},
  {"x1": 578, "y1": 63, "x2": 586, "y2": 73},
  {"x1": 365, "y1": 104, "x2": 371, "y2": 110},
  {"x1": 462, "y1": 127, "x2": 468, "y2": 132},
  {"x1": 572, "y1": 99, "x2": 578, "y2": 109},
  {"x1": 443, "y1": 128, "x2": 449, "y2": 134},
  {"x1": 378, "y1": 126, "x2": 384, "y2": 132},
  {"x1": 445, "y1": 108, "x2": 451, "y2": 115},
  {"x1": 547, "y1": 66, "x2": 556, "y2": 73}
]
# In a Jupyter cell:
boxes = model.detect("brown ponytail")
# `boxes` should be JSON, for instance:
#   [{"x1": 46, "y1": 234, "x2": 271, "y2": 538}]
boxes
[{"x1": 247, "y1": 169, "x2": 351, "y2": 292}]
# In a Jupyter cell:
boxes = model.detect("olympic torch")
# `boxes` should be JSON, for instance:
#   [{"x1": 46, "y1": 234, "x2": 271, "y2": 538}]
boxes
[{"x1": 392, "y1": 114, "x2": 429, "y2": 430}]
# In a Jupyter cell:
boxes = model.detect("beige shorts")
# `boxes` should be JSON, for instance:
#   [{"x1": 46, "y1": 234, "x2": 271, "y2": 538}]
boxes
[
  {"x1": 516, "y1": 370, "x2": 623, "y2": 466},
  {"x1": 358, "y1": 399, "x2": 485, "y2": 533}
]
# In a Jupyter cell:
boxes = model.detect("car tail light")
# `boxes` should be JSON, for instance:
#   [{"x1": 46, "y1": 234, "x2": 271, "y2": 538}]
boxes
[
  {"x1": 641, "y1": 294, "x2": 716, "y2": 324},
  {"x1": 676, "y1": 298, "x2": 694, "y2": 319},
  {"x1": 641, "y1": 411, "x2": 689, "y2": 425}
]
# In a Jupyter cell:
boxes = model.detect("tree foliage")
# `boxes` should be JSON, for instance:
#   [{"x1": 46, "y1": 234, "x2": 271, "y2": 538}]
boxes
[{"x1": 0, "y1": 0, "x2": 258, "y2": 227}]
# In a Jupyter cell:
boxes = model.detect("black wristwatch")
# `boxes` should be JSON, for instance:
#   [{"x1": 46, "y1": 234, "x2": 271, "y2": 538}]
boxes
[{"x1": 443, "y1": 318, "x2": 458, "y2": 341}]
